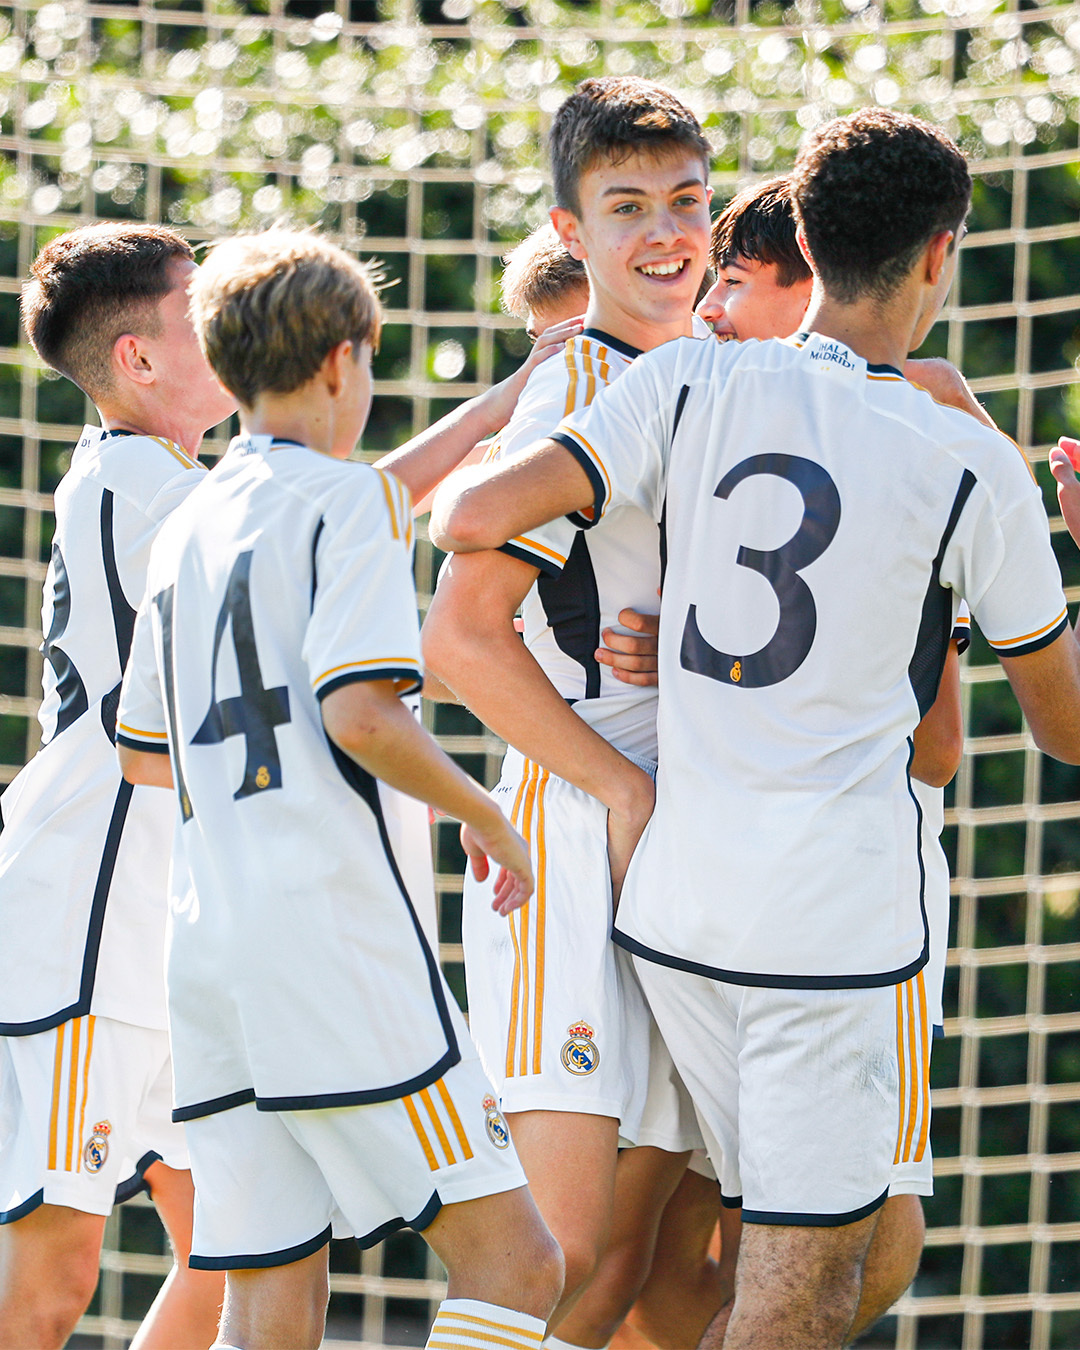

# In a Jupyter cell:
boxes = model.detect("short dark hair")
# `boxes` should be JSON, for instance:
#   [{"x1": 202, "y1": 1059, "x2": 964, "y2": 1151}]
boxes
[
  {"x1": 21, "y1": 224, "x2": 193, "y2": 397},
  {"x1": 501, "y1": 224, "x2": 588, "y2": 321},
  {"x1": 550, "y1": 77, "x2": 711, "y2": 218},
  {"x1": 791, "y1": 108, "x2": 971, "y2": 304},
  {"x1": 189, "y1": 230, "x2": 382, "y2": 408},
  {"x1": 710, "y1": 177, "x2": 811, "y2": 289}
]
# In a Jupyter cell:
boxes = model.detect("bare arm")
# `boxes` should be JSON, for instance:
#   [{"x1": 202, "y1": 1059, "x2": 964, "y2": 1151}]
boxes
[
  {"x1": 377, "y1": 317, "x2": 581, "y2": 507},
  {"x1": 999, "y1": 629, "x2": 1080, "y2": 764},
  {"x1": 118, "y1": 745, "x2": 174, "y2": 789},
  {"x1": 910, "y1": 641, "x2": 964, "y2": 788},
  {"x1": 422, "y1": 549, "x2": 655, "y2": 899},
  {"x1": 321, "y1": 678, "x2": 533, "y2": 914},
  {"x1": 429, "y1": 440, "x2": 596, "y2": 554}
]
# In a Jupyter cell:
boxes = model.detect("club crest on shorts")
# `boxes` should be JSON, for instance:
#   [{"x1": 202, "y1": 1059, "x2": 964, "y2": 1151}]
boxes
[
  {"x1": 83, "y1": 1120, "x2": 111, "y2": 1173},
  {"x1": 482, "y1": 1095, "x2": 510, "y2": 1149},
  {"x1": 561, "y1": 1021, "x2": 600, "y2": 1075}
]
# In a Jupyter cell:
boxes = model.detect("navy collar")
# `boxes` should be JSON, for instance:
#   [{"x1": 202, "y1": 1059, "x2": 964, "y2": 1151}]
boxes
[{"x1": 583, "y1": 327, "x2": 643, "y2": 360}]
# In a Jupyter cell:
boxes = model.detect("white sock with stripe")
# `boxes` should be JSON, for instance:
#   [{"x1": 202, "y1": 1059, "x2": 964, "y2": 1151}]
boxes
[{"x1": 426, "y1": 1298, "x2": 546, "y2": 1349}]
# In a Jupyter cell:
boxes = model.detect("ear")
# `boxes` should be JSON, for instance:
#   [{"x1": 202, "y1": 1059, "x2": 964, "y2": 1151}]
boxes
[
  {"x1": 550, "y1": 206, "x2": 587, "y2": 262},
  {"x1": 321, "y1": 339, "x2": 355, "y2": 398},
  {"x1": 794, "y1": 225, "x2": 817, "y2": 275},
  {"x1": 924, "y1": 229, "x2": 955, "y2": 286},
  {"x1": 112, "y1": 334, "x2": 155, "y2": 387}
]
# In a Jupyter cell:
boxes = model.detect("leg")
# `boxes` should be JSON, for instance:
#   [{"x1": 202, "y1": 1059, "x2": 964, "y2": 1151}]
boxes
[
  {"x1": 705, "y1": 1213, "x2": 880, "y2": 1350},
  {"x1": 215, "y1": 1247, "x2": 329, "y2": 1350},
  {"x1": 505, "y1": 1110, "x2": 620, "y2": 1320},
  {"x1": 555, "y1": 1146, "x2": 691, "y2": 1347},
  {"x1": 0, "y1": 1203, "x2": 105, "y2": 1349},
  {"x1": 616, "y1": 1172, "x2": 738, "y2": 1350},
  {"x1": 421, "y1": 1183, "x2": 564, "y2": 1319},
  {"x1": 847, "y1": 1193, "x2": 924, "y2": 1342},
  {"x1": 129, "y1": 1161, "x2": 225, "y2": 1350}
]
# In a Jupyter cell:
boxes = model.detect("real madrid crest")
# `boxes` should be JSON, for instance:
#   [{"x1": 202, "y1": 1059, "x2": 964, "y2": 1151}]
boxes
[
  {"x1": 83, "y1": 1120, "x2": 111, "y2": 1173},
  {"x1": 561, "y1": 1021, "x2": 600, "y2": 1075},
  {"x1": 482, "y1": 1095, "x2": 510, "y2": 1149}
]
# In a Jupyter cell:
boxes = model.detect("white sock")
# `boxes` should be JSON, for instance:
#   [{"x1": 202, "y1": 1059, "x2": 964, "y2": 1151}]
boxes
[{"x1": 426, "y1": 1298, "x2": 547, "y2": 1349}]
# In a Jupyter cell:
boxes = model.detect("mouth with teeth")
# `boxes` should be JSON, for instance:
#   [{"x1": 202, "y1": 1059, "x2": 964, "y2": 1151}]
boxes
[{"x1": 638, "y1": 259, "x2": 687, "y2": 277}]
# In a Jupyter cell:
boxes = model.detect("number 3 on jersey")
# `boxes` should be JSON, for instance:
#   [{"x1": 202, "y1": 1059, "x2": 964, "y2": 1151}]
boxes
[{"x1": 681, "y1": 453, "x2": 841, "y2": 689}]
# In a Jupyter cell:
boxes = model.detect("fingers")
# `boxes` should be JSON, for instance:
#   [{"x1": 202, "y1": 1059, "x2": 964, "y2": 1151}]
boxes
[
  {"x1": 615, "y1": 608, "x2": 660, "y2": 635},
  {"x1": 527, "y1": 317, "x2": 584, "y2": 361},
  {"x1": 1056, "y1": 437, "x2": 1080, "y2": 470}
]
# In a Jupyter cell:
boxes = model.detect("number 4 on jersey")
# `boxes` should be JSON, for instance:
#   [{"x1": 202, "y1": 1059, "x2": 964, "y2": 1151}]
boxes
[{"x1": 191, "y1": 550, "x2": 291, "y2": 798}]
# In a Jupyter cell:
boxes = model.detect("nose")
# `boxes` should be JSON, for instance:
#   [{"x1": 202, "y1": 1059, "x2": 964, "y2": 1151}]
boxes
[
  {"x1": 696, "y1": 277, "x2": 725, "y2": 326},
  {"x1": 645, "y1": 203, "x2": 687, "y2": 247}
]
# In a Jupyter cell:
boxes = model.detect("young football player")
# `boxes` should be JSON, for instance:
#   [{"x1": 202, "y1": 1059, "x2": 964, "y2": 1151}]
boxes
[
  {"x1": 116, "y1": 228, "x2": 564, "y2": 1350},
  {"x1": 0, "y1": 224, "x2": 233, "y2": 1350},
  {"x1": 429, "y1": 108, "x2": 1080, "y2": 1349},
  {"x1": 421, "y1": 78, "x2": 717, "y2": 1343}
]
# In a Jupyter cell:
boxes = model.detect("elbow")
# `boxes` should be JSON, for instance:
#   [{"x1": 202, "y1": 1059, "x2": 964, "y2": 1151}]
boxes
[{"x1": 429, "y1": 495, "x2": 496, "y2": 554}]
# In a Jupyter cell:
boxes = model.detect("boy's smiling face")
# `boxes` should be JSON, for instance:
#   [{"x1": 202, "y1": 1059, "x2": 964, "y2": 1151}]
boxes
[
  {"x1": 696, "y1": 255, "x2": 813, "y2": 344},
  {"x1": 551, "y1": 147, "x2": 711, "y2": 352}
]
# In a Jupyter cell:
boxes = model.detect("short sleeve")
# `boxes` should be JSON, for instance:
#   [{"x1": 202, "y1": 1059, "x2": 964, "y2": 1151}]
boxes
[
  {"x1": 942, "y1": 453, "x2": 1068, "y2": 658},
  {"x1": 952, "y1": 600, "x2": 971, "y2": 654},
  {"x1": 304, "y1": 467, "x2": 424, "y2": 701},
  {"x1": 116, "y1": 596, "x2": 169, "y2": 754},
  {"x1": 551, "y1": 347, "x2": 675, "y2": 529}
]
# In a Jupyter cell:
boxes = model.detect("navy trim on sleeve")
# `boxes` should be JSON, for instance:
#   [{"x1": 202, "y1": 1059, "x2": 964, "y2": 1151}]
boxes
[
  {"x1": 189, "y1": 1223, "x2": 333, "y2": 1271},
  {"x1": 316, "y1": 668, "x2": 423, "y2": 702},
  {"x1": 173, "y1": 1087, "x2": 257, "y2": 1123},
  {"x1": 551, "y1": 432, "x2": 607, "y2": 528},
  {"x1": 497, "y1": 540, "x2": 561, "y2": 577},
  {"x1": 743, "y1": 1186, "x2": 889, "y2": 1228},
  {"x1": 720, "y1": 1192, "x2": 743, "y2": 1210},
  {"x1": 116, "y1": 733, "x2": 170, "y2": 755},
  {"x1": 994, "y1": 615, "x2": 1069, "y2": 659}
]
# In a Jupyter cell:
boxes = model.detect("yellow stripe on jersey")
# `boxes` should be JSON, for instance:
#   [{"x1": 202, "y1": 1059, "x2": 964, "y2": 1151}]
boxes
[
  {"x1": 375, "y1": 469, "x2": 401, "y2": 541},
  {"x1": 582, "y1": 340, "x2": 597, "y2": 407},
  {"x1": 990, "y1": 607, "x2": 1069, "y2": 651},
  {"x1": 503, "y1": 759, "x2": 550, "y2": 1079},
  {"x1": 505, "y1": 535, "x2": 568, "y2": 568},
  {"x1": 436, "y1": 1078, "x2": 474, "y2": 1162},
  {"x1": 77, "y1": 1016, "x2": 96, "y2": 1172},
  {"x1": 563, "y1": 341, "x2": 579, "y2": 417},
  {"x1": 149, "y1": 436, "x2": 202, "y2": 470},
  {"x1": 894, "y1": 973, "x2": 930, "y2": 1165},
  {"x1": 117, "y1": 722, "x2": 168, "y2": 741},
  {"x1": 48, "y1": 1022, "x2": 65, "y2": 1171},
  {"x1": 597, "y1": 346, "x2": 610, "y2": 386},
  {"x1": 66, "y1": 1016, "x2": 82, "y2": 1171},
  {"x1": 420, "y1": 1086, "x2": 456, "y2": 1166},
  {"x1": 532, "y1": 769, "x2": 549, "y2": 1075},
  {"x1": 312, "y1": 657, "x2": 421, "y2": 689},
  {"x1": 403, "y1": 1093, "x2": 440, "y2": 1170},
  {"x1": 560, "y1": 427, "x2": 613, "y2": 517}
]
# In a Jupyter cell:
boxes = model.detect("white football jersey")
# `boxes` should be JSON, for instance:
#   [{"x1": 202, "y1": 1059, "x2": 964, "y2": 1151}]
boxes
[
  {"x1": 117, "y1": 436, "x2": 455, "y2": 1119},
  {"x1": 550, "y1": 332, "x2": 1066, "y2": 987},
  {"x1": 482, "y1": 323, "x2": 705, "y2": 760},
  {"x1": 0, "y1": 427, "x2": 204, "y2": 1034}
]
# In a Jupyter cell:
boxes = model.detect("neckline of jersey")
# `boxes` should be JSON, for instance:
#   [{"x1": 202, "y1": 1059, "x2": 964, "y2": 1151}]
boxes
[
  {"x1": 583, "y1": 327, "x2": 643, "y2": 360},
  {"x1": 100, "y1": 428, "x2": 136, "y2": 439},
  {"x1": 793, "y1": 332, "x2": 904, "y2": 379}
]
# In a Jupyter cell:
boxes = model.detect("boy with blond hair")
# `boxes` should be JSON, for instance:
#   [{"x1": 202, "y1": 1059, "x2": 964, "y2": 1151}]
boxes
[{"x1": 117, "y1": 229, "x2": 563, "y2": 1350}]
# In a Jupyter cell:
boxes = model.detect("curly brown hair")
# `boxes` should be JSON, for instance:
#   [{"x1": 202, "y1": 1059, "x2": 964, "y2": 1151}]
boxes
[{"x1": 791, "y1": 108, "x2": 971, "y2": 304}]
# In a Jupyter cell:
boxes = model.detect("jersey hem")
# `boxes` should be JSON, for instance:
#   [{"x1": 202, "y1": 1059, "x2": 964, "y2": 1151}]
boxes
[
  {"x1": 497, "y1": 540, "x2": 561, "y2": 577},
  {"x1": 173, "y1": 1088, "x2": 257, "y2": 1123},
  {"x1": 742, "y1": 1186, "x2": 889, "y2": 1227},
  {"x1": 254, "y1": 1045, "x2": 461, "y2": 1113},
  {"x1": 315, "y1": 667, "x2": 423, "y2": 701},
  {"x1": 189, "y1": 1222, "x2": 333, "y2": 1271},
  {"x1": 363, "y1": 1191, "x2": 442, "y2": 1248},
  {"x1": 613, "y1": 928, "x2": 929, "y2": 990}
]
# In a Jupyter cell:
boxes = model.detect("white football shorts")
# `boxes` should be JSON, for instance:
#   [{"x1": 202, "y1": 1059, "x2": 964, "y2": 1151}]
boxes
[
  {"x1": 184, "y1": 1049, "x2": 527, "y2": 1269},
  {"x1": 626, "y1": 961, "x2": 708, "y2": 1157},
  {"x1": 0, "y1": 1015, "x2": 189, "y2": 1222},
  {"x1": 463, "y1": 749, "x2": 655, "y2": 1135},
  {"x1": 634, "y1": 958, "x2": 902, "y2": 1224},
  {"x1": 888, "y1": 969, "x2": 935, "y2": 1197}
]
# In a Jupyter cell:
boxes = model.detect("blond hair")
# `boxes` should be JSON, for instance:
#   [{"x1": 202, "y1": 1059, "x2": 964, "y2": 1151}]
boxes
[
  {"x1": 500, "y1": 224, "x2": 588, "y2": 322},
  {"x1": 189, "y1": 229, "x2": 382, "y2": 407}
]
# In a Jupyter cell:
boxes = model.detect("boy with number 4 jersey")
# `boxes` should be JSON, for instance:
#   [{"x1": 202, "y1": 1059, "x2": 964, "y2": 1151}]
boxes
[
  {"x1": 117, "y1": 229, "x2": 563, "y2": 1350},
  {"x1": 430, "y1": 109, "x2": 1080, "y2": 1349}
]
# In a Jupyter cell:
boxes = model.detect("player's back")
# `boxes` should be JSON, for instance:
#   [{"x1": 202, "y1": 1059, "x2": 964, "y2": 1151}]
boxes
[
  {"x1": 128, "y1": 436, "x2": 459, "y2": 1116},
  {"x1": 554, "y1": 331, "x2": 1065, "y2": 988}
]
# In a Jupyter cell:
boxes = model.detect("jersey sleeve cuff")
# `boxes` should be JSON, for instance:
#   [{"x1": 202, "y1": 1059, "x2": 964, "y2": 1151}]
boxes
[
  {"x1": 116, "y1": 729, "x2": 171, "y2": 755},
  {"x1": 988, "y1": 607, "x2": 1068, "y2": 658},
  {"x1": 497, "y1": 537, "x2": 565, "y2": 577},
  {"x1": 314, "y1": 662, "x2": 424, "y2": 702},
  {"x1": 550, "y1": 431, "x2": 608, "y2": 528}
]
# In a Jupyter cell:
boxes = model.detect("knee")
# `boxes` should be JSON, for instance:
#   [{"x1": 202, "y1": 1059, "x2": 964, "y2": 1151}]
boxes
[
  {"x1": 557, "y1": 1230, "x2": 604, "y2": 1306},
  {"x1": 524, "y1": 1228, "x2": 565, "y2": 1321}
]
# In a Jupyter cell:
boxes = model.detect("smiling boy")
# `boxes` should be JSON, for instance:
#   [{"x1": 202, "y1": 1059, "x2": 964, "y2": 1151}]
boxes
[{"x1": 422, "y1": 78, "x2": 714, "y2": 1339}]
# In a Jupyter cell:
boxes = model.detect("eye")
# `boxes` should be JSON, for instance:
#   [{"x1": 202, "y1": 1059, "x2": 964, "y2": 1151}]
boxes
[
  {"x1": 674, "y1": 194, "x2": 701, "y2": 208},
  {"x1": 613, "y1": 201, "x2": 640, "y2": 215}
]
